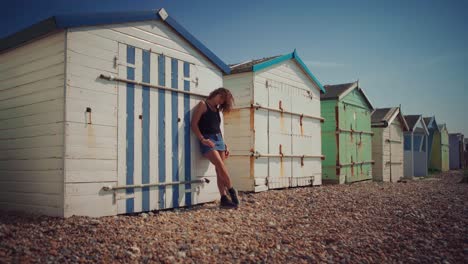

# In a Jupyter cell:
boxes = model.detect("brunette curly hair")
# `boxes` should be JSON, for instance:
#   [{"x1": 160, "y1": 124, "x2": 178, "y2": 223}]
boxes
[{"x1": 207, "y1": 87, "x2": 234, "y2": 112}]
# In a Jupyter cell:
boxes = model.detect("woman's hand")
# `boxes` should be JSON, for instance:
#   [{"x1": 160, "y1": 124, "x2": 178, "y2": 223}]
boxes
[
  {"x1": 225, "y1": 144, "x2": 230, "y2": 158},
  {"x1": 201, "y1": 138, "x2": 215, "y2": 148}
]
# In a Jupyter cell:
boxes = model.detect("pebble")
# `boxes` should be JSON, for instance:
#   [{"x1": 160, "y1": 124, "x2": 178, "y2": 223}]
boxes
[{"x1": 0, "y1": 170, "x2": 465, "y2": 263}]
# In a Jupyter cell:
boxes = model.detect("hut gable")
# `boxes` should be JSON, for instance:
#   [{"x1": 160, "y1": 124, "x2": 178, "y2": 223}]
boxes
[
  {"x1": 322, "y1": 81, "x2": 374, "y2": 111},
  {"x1": 228, "y1": 50, "x2": 325, "y2": 93},
  {"x1": 423, "y1": 116, "x2": 439, "y2": 132},
  {"x1": 0, "y1": 9, "x2": 230, "y2": 74},
  {"x1": 371, "y1": 107, "x2": 409, "y2": 130}
]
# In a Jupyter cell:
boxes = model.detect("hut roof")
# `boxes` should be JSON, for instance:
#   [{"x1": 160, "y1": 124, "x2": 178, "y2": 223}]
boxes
[
  {"x1": 404, "y1": 115, "x2": 429, "y2": 135},
  {"x1": 423, "y1": 116, "x2": 439, "y2": 132},
  {"x1": 371, "y1": 107, "x2": 409, "y2": 130},
  {"x1": 229, "y1": 50, "x2": 326, "y2": 93},
  {"x1": 0, "y1": 8, "x2": 231, "y2": 74},
  {"x1": 321, "y1": 81, "x2": 374, "y2": 110}
]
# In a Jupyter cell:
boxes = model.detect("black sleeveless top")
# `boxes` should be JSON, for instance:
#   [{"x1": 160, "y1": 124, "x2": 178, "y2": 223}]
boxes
[{"x1": 198, "y1": 101, "x2": 221, "y2": 135}]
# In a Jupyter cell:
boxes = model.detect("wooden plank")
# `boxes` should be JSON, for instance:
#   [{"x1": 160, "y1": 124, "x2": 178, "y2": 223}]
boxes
[
  {"x1": 66, "y1": 170, "x2": 116, "y2": 183},
  {"x1": 0, "y1": 122, "x2": 63, "y2": 140},
  {"x1": 0, "y1": 64, "x2": 64, "y2": 91},
  {"x1": 0, "y1": 53, "x2": 64, "y2": 82},
  {"x1": 0, "y1": 134, "x2": 63, "y2": 150},
  {"x1": 68, "y1": 31, "x2": 118, "y2": 52},
  {"x1": 0, "y1": 32, "x2": 64, "y2": 69},
  {"x1": 66, "y1": 158, "x2": 116, "y2": 171},
  {"x1": 67, "y1": 74, "x2": 117, "y2": 95},
  {"x1": 0, "y1": 146, "x2": 62, "y2": 160},
  {"x1": 0, "y1": 201, "x2": 61, "y2": 216},
  {"x1": 65, "y1": 146, "x2": 116, "y2": 159},
  {"x1": 0, "y1": 158, "x2": 63, "y2": 171},
  {"x1": 0, "y1": 86, "x2": 64, "y2": 110},
  {"x1": 67, "y1": 50, "x2": 116, "y2": 73},
  {"x1": 0, "y1": 170, "x2": 62, "y2": 183},
  {"x1": 67, "y1": 36, "x2": 117, "y2": 62},
  {"x1": 66, "y1": 99, "x2": 117, "y2": 126},
  {"x1": 64, "y1": 194, "x2": 115, "y2": 217},
  {"x1": 66, "y1": 86, "x2": 117, "y2": 105},
  {"x1": 0, "y1": 75, "x2": 64, "y2": 102},
  {"x1": 65, "y1": 121, "x2": 116, "y2": 136},
  {"x1": 0, "y1": 99, "x2": 63, "y2": 121},
  {"x1": 0, "y1": 181, "x2": 62, "y2": 194},
  {"x1": 0, "y1": 111, "x2": 63, "y2": 130}
]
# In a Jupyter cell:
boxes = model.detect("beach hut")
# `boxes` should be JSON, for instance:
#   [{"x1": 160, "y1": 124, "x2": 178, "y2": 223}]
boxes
[
  {"x1": 423, "y1": 116, "x2": 439, "y2": 167},
  {"x1": 321, "y1": 81, "x2": 374, "y2": 184},
  {"x1": 223, "y1": 51, "x2": 325, "y2": 191},
  {"x1": 465, "y1": 138, "x2": 468, "y2": 168},
  {"x1": 371, "y1": 107, "x2": 409, "y2": 182},
  {"x1": 449, "y1": 133, "x2": 465, "y2": 170},
  {"x1": 403, "y1": 115, "x2": 429, "y2": 177},
  {"x1": 425, "y1": 120, "x2": 450, "y2": 172},
  {"x1": 0, "y1": 9, "x2": 231, "y2": 217}
]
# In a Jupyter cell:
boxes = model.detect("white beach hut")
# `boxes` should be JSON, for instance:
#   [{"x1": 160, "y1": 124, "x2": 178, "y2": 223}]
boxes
[
  {"x1": 223, "y1": 51, "x2": 325, "y2": 192},
  {"x1": 0, "y1": 9, "x2": 230, "y2": 217}
]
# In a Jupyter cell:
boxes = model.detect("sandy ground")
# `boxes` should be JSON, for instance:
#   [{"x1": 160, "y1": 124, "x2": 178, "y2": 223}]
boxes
[{"x1": 0, "y1": 170, "x2": 466, "y2": 263}]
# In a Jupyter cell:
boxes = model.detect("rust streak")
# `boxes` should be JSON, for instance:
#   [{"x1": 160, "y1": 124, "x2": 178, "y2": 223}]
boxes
[{"x1": 249, "y1": 156, "x2": 255, "y2": 178}]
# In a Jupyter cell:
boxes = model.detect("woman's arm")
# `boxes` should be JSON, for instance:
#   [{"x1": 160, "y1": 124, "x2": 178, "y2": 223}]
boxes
[{"x1": 191, "y1": 101, "x2": 215, "y2": 147}]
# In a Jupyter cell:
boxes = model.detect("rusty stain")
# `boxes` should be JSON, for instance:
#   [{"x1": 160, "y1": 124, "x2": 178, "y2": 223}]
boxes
[
  {"x1": 279, "y1": 144, "x2": 284, "y2": 177},
  {"x1": 335, "y1": 106, "x2": 340, "y2": 176},
  {"x1": 280, "y1": 157, "x2": 284, "y2": 177},
  {"x1": 249, "y1": 156, "x2": 255, "y2": 178},
  {"x1": 300, "y1": 114, "x2": 304, "y2": 136},
  {"x1": 350, "y1": 156, "x2": 355, "y2": 177},
  {"x1": 249, "y1": 108, "x2": 254, "y2": 132},
  {"x1": 87, "y1": 124, "x2": 96, "y2": 147}
]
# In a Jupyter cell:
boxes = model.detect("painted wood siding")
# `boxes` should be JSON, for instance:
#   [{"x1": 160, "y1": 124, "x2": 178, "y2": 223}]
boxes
[
  {"x1": 0, "y1": 32, "x2": 66, "y2": 216},
  {"x1": 224, "y1": 59, "x2": 322, "y2": 192},
  {"x1": 373, "y1": 121, "x2": 404, "y2": 182},
  {"x1": 441, "y1": 128, "x2": 450, "y2": 172},
  {"x1": 321, "y1": 89, "x2": 372, "y2": 184},
  {"x1": 64, "y1": 21, "x2": 222, "y2": 217},
  {"x1": 223, "y1": 72, "x2": 255, "y2": 191},
  {"x1": 321, "y1": 100, "x2": 338, "y2": 182},
  {"x1": 371, "y1": 127, "x2": 384, "y2": 181}
]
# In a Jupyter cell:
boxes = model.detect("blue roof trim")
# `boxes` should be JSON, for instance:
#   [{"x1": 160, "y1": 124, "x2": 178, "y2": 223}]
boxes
[
  {"x1": 252, "y1": 50, "x2": 326, "y2": 93},
  {"x1": 55, "y1": 10, "x2": 159, "y2": 28},
  {"x1": 164, "y1": 16, "x2": 230, "y2": 74},
  {"x1": 0, "y1": 9, "x2": 231, "y2": 74}
]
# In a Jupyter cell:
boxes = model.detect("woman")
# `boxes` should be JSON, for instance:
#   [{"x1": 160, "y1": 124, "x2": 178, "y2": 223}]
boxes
[{"x1": 191, "y1": 88, "x2": 240, "y2": 208}]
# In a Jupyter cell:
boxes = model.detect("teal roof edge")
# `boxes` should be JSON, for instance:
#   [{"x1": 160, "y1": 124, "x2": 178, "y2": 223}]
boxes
[{"x1": 252, "y1": 50, "x2": 326, "y2": 93}]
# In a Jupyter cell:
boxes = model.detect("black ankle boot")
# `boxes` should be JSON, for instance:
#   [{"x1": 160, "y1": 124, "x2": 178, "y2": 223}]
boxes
[
  {"x1": 228, "y1": 187, "x2": 240, "y2": 205},
  {"x1": 220, "y1": 195, "x2": 237, "y2": 208}
]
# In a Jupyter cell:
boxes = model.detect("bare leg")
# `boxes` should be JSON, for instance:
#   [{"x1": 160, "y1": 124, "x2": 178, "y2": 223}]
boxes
[
  {"x1": 204, "y1": 150, "x2": 232, "y2": 196},
  {"x1": 216, "y1": 150, "x2": 232, "y2": 194}
]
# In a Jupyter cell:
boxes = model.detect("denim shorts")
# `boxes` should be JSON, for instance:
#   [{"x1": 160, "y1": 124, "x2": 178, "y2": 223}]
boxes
[{"x1": 199, "y1": 133, "x2": 226, "y2": 155}]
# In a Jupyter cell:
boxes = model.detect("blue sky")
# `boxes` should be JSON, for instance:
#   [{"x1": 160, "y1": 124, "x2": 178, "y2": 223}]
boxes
[{"x1": 1, "y1": 0, "x2": 467, "y2": 135}]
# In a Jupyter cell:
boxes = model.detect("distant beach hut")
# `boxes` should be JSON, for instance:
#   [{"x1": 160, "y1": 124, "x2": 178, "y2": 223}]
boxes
[
  {"x1": 223, "y1": 50, "x2": 325, "y2": 191},
  {"x1": 371, "y1": 107, "x2": 409, "y2": 182},
  {"x1": 423, "y1": 116, "x2": 439, "y2": 167},
  {"x1": 321, "y1": 81, "x2": 374, "y2": 184},
  {"x1": 403, "y1": 115, "x2": 429, "y2": 177},
  {"x1": 449, "y1": 133, "x2": 465, "y2": 169}
]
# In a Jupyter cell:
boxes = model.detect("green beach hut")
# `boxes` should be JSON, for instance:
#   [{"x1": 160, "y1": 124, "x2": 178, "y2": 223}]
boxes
[{"x1": 321, "y1": 81, "x2": 375, "y2": 184}]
